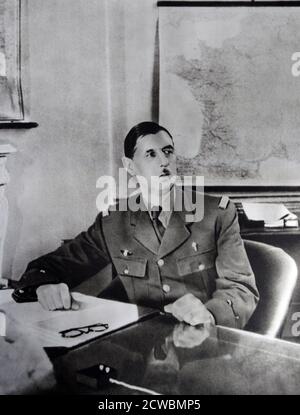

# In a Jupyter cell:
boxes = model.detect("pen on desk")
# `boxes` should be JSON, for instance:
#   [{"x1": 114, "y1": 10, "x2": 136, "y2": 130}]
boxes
[{"x1": 279, "y1": 213, "x2": 290, "y2": 220}]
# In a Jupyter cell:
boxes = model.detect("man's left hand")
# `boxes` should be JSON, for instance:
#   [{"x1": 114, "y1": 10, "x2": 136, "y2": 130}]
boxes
[{"x1": 164, "y1": 293, "x2": 215, "y2": 326}]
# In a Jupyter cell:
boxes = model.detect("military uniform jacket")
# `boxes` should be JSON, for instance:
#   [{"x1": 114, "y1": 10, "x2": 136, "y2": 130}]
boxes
[{"x1": 13, "y1": 189, "x2": 259, "y2": 329}]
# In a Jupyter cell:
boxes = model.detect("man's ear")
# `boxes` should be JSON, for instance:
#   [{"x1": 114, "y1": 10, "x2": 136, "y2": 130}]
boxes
[{"x1": 122, "y1": 156, "x2": 136, "y2": 176}]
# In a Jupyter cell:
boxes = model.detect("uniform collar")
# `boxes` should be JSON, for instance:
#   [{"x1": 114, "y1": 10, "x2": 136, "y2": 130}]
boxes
[
  {"x1": 129, "y1": 186, "x2": 194, "y2": 257},
  {"x1": 141, "y1": 186, "x2": 175, "y2": 229},
  {"x1": 140, "y1": 186, "x2": 175, "y2": 212},
  {"x1": 128, "y1": 185, "x2": 199, "y2": 225}
]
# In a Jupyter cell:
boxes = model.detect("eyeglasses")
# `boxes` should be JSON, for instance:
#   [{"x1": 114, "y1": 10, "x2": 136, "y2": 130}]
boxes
[{"x1": 59, "y1": 323, "x2": 109, "y2": 338}]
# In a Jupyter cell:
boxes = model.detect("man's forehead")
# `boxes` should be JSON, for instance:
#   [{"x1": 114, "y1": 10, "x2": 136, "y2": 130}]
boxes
[{"x1": 134, "y1": 131, "x2": 174, "y2": 153}]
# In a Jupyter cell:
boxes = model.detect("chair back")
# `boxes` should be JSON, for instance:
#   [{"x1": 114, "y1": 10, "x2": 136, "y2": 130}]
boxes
[{"x1": 244, "y1": 239, "x2": 297, "y2": 337}]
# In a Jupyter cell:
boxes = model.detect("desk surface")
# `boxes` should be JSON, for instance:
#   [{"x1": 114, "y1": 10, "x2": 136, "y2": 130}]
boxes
[
  {"x1": 52, "y1": 314, "x2": 300, "y2": 395},
  {"x1": 3, "y1": 290, "x2": 300, "y2": 395}
]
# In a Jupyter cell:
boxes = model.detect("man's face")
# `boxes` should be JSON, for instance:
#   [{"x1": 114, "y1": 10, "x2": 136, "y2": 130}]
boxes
[{"x1": 126, "y1": 131, "x2": 177, "y2": 194}]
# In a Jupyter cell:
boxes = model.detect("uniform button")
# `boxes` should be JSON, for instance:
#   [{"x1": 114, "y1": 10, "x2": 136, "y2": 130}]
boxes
[
  {"x1": 198, "y1": 263, "x2": 205, "y2": 271},
  {"x1": 157, "y1": 259, "x2": 164, "y2": 267},
  {"x1": 18, "y1": 289, "x2": 24, "y2": 294},
  {"x1": 163, "y1": 284, "x2": 170, "y2": 293},
  {"x1": 123, "y1": 268, "x2": 129, "y2": 275}
]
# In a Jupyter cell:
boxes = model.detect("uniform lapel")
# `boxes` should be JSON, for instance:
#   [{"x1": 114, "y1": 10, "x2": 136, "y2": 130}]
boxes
[
  {"x1": 158, "y1": 210, "x2": 191, "y2": 258},
  {"x1": 132, "y1": 210, "x2": 160, "y2": 254},
  {"x1": 129, "y1": 186, "x2": 197, "y2": 257},
  {"x1": 157, "y1": 186, "x2": 199, "y2": 258},
  {"x1": 129, "y1": 193, "x2": 161, "y2": 255}
]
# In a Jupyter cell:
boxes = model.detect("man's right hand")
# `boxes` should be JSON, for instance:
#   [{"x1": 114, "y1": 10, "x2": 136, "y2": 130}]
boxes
[{"x1": 36, "y1": 283, "x2": 80, "y2": 311}]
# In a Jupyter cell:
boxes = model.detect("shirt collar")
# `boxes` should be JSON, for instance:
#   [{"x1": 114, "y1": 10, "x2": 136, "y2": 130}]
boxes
[
  {"x1": 139, "y1": 186, "x2": 176, "y2": 229},
  {"x1": 140, "y1": 186, "x2": 174, "y2": 211}
]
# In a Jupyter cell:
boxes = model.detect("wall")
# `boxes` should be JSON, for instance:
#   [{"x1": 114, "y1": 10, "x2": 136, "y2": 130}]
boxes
[{"x1": 1, "y1": 0, "x2": 157, "y2": 280}]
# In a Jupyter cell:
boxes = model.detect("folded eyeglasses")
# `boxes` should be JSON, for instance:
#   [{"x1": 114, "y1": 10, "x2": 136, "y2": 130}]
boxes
[{"x1": 59, "y1": 322, "x2": 109, "y2": 338}]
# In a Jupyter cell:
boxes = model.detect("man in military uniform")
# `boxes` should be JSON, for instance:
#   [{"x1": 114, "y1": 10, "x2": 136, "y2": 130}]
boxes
[{"x1": 13, "y1": 122, "x2": 259, "y2": 328}]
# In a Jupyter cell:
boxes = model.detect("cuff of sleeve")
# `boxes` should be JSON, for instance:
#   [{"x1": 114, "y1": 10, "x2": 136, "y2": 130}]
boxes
[
  {"x1": 205, "y1": 298, "x2": 240, "y2": 329},
  {"x1": 12, "y1": 287, "x2": 38, "y2": 303},
  {"x1": 12, "y1": 269, "x2": 60, "y2": 303}
]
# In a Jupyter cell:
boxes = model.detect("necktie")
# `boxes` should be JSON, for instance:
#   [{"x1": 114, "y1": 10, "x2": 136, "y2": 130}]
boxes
[{"x1": 151, "y1": 207, "x2": 165, "y2": 242}]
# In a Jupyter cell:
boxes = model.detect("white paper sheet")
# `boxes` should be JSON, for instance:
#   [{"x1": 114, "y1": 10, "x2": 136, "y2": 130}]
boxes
[
  {"x1": 3, "y1": 293, "x2": 154, "y2": 348},
  {"x1": 242, "y1": 203, "x2": 293, "y2": 223}
]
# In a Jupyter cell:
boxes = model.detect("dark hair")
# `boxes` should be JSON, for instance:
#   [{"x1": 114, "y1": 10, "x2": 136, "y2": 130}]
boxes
[{"x1": 124, "y1": 121, "x2": 173, "y2": 159}]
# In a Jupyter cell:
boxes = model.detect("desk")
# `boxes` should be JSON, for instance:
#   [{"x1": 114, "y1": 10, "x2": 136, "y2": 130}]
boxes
[{"x1": 51, "y1": 314, "x2": 300, "y2": 395}]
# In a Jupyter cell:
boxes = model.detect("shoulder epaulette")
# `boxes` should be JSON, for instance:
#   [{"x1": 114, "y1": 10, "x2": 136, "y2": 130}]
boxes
[{"x1": 218, "y1": 195, "x2": 230, "y2": 210}]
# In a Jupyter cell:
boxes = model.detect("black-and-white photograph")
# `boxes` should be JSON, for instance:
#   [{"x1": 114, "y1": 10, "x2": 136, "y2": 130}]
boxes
[{"x1": 1, "y1": 0, "x2": 300, "y2": 402}]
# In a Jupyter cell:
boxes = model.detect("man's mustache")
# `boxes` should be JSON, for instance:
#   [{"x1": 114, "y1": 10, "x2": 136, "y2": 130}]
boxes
[{"x1": 160, "y1": 168, "x2": 171, "y2": 177}]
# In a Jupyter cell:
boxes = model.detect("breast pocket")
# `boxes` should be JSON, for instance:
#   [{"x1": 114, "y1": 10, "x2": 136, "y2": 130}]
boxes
[
  {"x1": 176, "y1": 249, "x2": 217, "y2": 299},
  {"x1": 112, "y1": 256, "x2": 147, "y2": 278}
]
